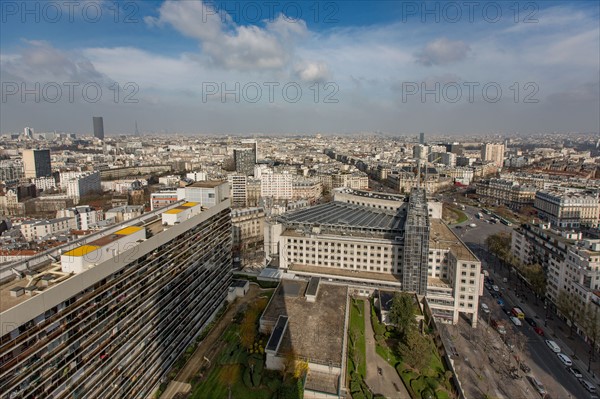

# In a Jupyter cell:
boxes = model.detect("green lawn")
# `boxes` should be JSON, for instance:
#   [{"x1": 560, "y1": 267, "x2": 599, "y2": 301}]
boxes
[{"x1": 348, "y1": 299, "x2": 367, "y2": 377}]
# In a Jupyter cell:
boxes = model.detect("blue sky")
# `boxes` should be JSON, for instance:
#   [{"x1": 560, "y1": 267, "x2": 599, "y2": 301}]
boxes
[{"x1": 1, "y1": 0, "x2": 599, "y2": 135}]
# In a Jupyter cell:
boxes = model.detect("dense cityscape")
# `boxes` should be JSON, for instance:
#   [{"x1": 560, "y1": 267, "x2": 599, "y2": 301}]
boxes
[{"x1": 1, "y1": 1, "x2": 599, "y2": 399}]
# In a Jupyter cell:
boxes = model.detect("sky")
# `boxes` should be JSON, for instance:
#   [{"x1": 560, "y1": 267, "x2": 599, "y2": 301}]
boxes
[{"x1": 1, "y1": 0, "x2": 599, "y2": 135}]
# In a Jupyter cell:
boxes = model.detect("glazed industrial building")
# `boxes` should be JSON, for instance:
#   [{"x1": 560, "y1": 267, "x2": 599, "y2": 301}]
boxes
[
  {"x1": 266, "y1": 188, "x2": 482, "y2": 326},
  {"x1": 0, "y1": 196, "x2": 232, "y2": 399}
]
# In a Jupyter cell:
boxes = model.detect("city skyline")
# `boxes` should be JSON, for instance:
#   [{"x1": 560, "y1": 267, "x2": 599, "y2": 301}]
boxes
[{"x1": 1, "y1": 0, "x2": 599, "y2": 134}]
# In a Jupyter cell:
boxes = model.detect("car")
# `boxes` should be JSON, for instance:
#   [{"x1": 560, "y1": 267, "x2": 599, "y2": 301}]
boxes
[
  {"x1": 525, "y1": 317, "x2": 537, "y2": 327},
  {"x1": 455, "y1": 225, "x2": 463, "y2": 229},
  {"x1": 510, "y1": 316, "x2": 522, "y2": 326},
  {"x1": 520, "y1": 363, "x2": 531, "y2": 373},
  {"x1": 469, "y1": 223, "x2": 477, "y2": 228},
  {"x1": 481, "y1": 303, "x2": 490, "y2": 314},
  {"x1": 545, "y1": 340, "x2": 561, "y2": 353},
  {"x1": 490, "y1": 292, "x2": 498, "y2": 299},
  {"x1": 504, "y1": 308, "x2": 511, "y2": 316},
  {"x1": 534, "y1": 327, "x2": 544, "y2": 336},
  {"x1": 581, "y1": 379, "x2": 598, "y2": 393},
  {"x1": 492, "y1": 285, "x2": 499, "y2": 292},
  {"x1": 527, "y1": 376, "x2": 547, "y2": 396},
  {"x1": 497, "y1": 298, "x2": 505, "y2": 306},
  {"x1": 557, "y1": 353, "x2": 573, "y2": 366},
  {"x1": 569, "y1": 367, "x2": 583, "y2": 379}
]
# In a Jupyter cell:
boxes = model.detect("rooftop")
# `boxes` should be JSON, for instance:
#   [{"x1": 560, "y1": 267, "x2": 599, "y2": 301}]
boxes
[
  {"x1": 278, "y1": 201, "x2": 404, "y2": 233},
  {"x1": 429, "y1": 219, "x2": 478, "y2": 262},
  {"x1": 0, "y1": 200, "x2": 198, "y2": 314},
  {"x1": 188, "y1": 180, "x2": 226, "y2": 188},
  {"x1": 261, "y1": 280, "x2": 347, "y2": 367}
]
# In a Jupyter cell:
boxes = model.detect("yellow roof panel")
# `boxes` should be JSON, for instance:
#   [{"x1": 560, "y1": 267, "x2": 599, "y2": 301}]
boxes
[
  {"x1": 164, "y1": 209, "x2": 183, "y2": 214},
  {"x1": 63, "y1": 245, "x2": 100, "y2": 257},
  {"x1": 115, "y1": 226, "x2": 143, "y2": 235},
  {"x1": 181, "y1": 202, "x2": 199, "y2": 207}
]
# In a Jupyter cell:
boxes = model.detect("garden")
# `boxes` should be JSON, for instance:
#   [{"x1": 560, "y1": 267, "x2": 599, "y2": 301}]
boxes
[{"x1": 191, "y1": 295, "x2": 304, "y2": 399}]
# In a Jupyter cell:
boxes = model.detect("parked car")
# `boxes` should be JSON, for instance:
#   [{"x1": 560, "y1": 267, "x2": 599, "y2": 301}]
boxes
[
  {"x1": 481, "y1": 303, "x2": 490, "y2": 314},
  {"x1": 510, "y1": 316, "x2": 522, "y2": 326},
  {"x1": 557, "y1": 353, "x2": 573, "y2": 366},
  {"x1": 497, "y1": 298, "x2": 505, "y2": 306},
  {"x1": 581, "y1": 379, "x2": 598, "y2": 393},
  {"x1": 534, "y1": 327, "x2": 544, "y2": 336},
  {"x1": 525, "y1": 317, "x2": 537, "y2": 327},
  {"x1": 569, "y1": 367, "x2": 583, "y2": 379},
  {"x1": 520, "y1": 363, "x2": 531, "y2": 373},
  {"x1": 492, "y1": 285, "x2": 500, "y2": 292},
  {"x1": 545, "y1": 340, "x2": 561, "y2": 353},
  {"x1": 527, "y1": 376, "x2": 547, "y2": 396}
]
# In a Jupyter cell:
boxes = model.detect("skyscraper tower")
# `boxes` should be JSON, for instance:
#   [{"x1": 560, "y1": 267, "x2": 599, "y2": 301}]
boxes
[
  {"x1": 135, "y1": 121, "x2": 140, "y2": 136},
  {"x1": 419, "y1": 132, "x2": 425, "y2": 145},
  {"x1": 93, "y1": 116, "x2": 104, "y2": 140}
]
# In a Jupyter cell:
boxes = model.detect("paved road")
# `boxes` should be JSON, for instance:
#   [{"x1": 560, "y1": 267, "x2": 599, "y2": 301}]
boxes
[
  {"x1": 363, "y1": 300, "x2": 409, "y2": 399},
  {"x1": 442, "y1": 198, "x2": 598, "y2": 397}
]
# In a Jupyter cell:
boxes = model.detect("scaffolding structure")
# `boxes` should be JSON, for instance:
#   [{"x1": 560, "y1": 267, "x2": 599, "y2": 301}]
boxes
[{"x1": 402, "y1": 188, "x2": 430, "y2": 295}]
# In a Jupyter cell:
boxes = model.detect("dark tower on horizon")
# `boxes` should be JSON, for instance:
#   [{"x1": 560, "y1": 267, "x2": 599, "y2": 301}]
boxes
[
  {"x1": 135, "y1": 121, "x2": 140, "y2": 136},
  {"x1": 419, "y1": 132, "x2": 425, "y2": 145},
  {"x1": 93, "y1": 117, "x2": 104, "y2": 140}
]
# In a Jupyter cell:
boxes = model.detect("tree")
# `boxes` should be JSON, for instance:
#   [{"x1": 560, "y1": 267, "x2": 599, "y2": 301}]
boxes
[
  {"x1": 397, "y1": 328, "x2": 431, "y2": 370},
  {"x1": 582, "y1": 303, "x2": 600, "y2": 372},
  {"x1": 388, "y1": 292, "x2": 417, "y2": 340},
  {"x1": 485, "y1": 232, "x2": 511, "y2": 261},
  {"x1": 522, "y1": 263, "x2": 546, "y2": 304},
  {"x1": 556, "y1": 290, "x2": 582, "y2": 338}
]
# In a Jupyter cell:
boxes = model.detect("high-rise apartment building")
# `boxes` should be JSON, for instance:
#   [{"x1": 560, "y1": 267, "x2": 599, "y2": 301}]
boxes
[
  {"x1": 234, "y1": 148, "x2": 255, "y2": 176},
  {"x1": 22, "y1": 149, "x2": 52, "y2": 178},
  {"x1": 0, "y1": 198, "x2": 233, "y2": 399},
  {"x1": 481, "y1": 143, "x2": 505, "y2": 167},
  {"x1": 93, "y1": 116, "x2": 104, "y2": 140}
]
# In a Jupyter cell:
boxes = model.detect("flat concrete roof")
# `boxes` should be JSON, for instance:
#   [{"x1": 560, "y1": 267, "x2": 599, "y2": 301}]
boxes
[
  {"x1": 429, "y1": 219, "x2": 479, "y2": 263},
  {"x1": 262, "y1": 280, "x2": 347, "y2": 366}
]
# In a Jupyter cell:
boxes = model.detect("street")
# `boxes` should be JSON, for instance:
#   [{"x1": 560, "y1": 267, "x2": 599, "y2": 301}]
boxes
[{"x1": 453, "y1": 202, "x2": 596, "y2": 398}]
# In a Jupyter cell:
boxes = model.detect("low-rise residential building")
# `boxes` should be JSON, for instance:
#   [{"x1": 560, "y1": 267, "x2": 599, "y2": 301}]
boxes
[
  {"x1": 535, "y1": 188, "x2": 600, "y2": 228},
  {"x1": 476, "y1": 178, "x2": 537, "y2": 210},
  {"x1": 231, "y1": 207, "x2": 265, "y2": 252},
  {"x1": 57, "y1": 205, "x2": 104, "y2": 230},
  {"x1": 105, "y1": 205, "x2": 144, "y2": 224},
  {"x1": 19, "y1": 217, "x2": 75, "y2": 241}
]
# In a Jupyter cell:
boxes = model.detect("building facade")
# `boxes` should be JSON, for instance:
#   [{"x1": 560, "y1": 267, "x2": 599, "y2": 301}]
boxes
[
  {"x1": 0, "y1": 199, "x2": 233, "y2": 399},
  {"x1": 481, "y1": 143, "x2": 505, "y2": 167},
  {"x1": 22, "y1": 150, "x2": 52, "y2": 179},
  {"x1": 535, "y1": 189, "x2": 600, "y2": 228},
  {"x1": 269, "y1": 189, "x2": 481, "y2": 326}
]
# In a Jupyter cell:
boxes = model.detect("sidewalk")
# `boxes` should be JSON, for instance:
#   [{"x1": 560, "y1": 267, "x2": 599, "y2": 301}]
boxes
[{"x1": 363, "y1": 300, "x2": 410, "y2": 399}]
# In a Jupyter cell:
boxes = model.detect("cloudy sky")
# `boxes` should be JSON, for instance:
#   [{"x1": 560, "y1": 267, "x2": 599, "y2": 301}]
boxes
[{"x1": 1, "y1": 0, "x2": 599, "y2": 135}]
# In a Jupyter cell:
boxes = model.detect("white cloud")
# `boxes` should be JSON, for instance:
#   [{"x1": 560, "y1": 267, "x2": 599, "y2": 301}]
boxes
[
  {"x1": 294, "y1": 61, "x2": 330, "y2": 83},
  {"x1": 416, "y1": 37, "x2": 471, "y2": 66},
  {"x1": 146, "y1": 0, "x2": 309, "y2": 72}
]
